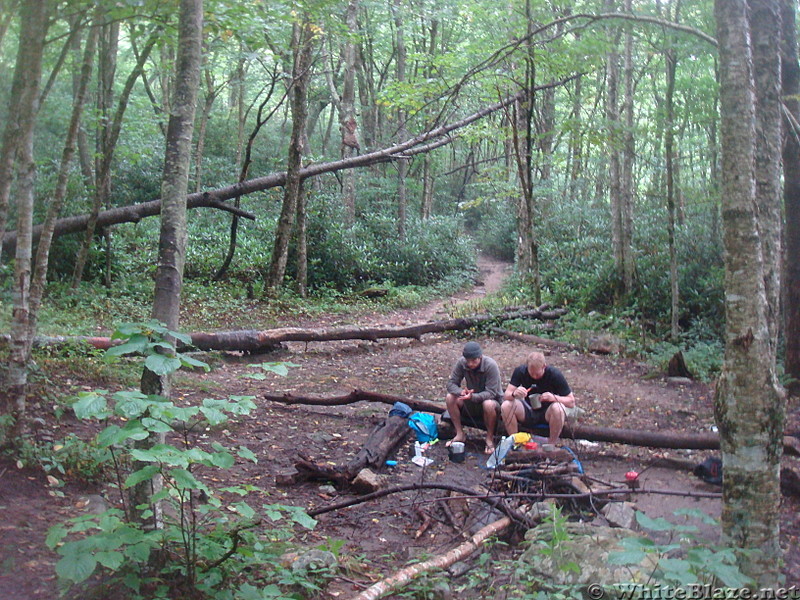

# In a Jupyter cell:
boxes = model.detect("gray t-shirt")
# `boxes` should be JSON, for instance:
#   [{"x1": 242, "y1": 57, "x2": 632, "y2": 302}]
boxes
[{"x1": 446, "y1": 355, "x2": 503, "y2": 403}]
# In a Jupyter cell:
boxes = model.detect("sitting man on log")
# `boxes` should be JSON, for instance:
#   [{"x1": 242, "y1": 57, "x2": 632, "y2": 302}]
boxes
[
  {"x1": 445, "y1": 342, "x2": 504, "y2": 454},
  {"x1": 501, "y1": 351, "x2": 575, "y2": 444}
]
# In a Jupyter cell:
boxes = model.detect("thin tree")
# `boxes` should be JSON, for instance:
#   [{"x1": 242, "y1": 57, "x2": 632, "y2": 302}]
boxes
[
  {"x1": 3, "y1": 0, "x2": 51, "y2": 441},
  {"x1": 134, "y1": 0, "x2": 203, "y2": 525},
  {"x1": 265, "y1": 18, "x2": 317, "y2": 293}
]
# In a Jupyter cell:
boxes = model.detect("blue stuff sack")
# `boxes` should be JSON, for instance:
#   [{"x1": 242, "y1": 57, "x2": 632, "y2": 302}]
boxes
[
  {"x1": 389, "y1": 402, "x2": 413, "y2": 418},
  {"x1": 408, "y1": 412, "x2": 438, "y2": 443}
]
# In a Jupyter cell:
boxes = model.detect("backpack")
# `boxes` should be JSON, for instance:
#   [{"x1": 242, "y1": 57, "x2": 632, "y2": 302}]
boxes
[
  {"x1": 693, "y1": 456, "x2": 723, "y2": 485},
  {"x1": 408, "y1": 412, "x2": 438, "y2": 443}
]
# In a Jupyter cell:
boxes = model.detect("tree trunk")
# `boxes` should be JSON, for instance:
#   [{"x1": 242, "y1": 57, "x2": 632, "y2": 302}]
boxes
[
  {"x1": 136, "y1": 0, "x2": 202, "y2": 527},
  {"x1": 605, "y1": 0, "x2": 624, "y2": 301},
  {"x1": 713, "y1": 0, "x2": 785, "y2": 584},
  {"x1": 29, "y1": 8, "x2": 99, "y2": 336},
  {"x1": 3, "y1": 0, "x2": 50, "y2": 441},
  {"x1": 71, "y1": 24, "x2": 159, "y2": 288},
  {"x1": 781, "y1": 0, "x2": 800, "y2": 393},
  {"x1": 392, "y1": 0, "x2": 408, "y2": 240},
  {"x1": 665, "y1": 42, "x2": 680, "y2": 339},
  {"x1": 265, "y1": 20, "x2": 316, "y2": 293},
  {"x1": 340, "y1": 0, "x2": 359, "y2": 224},
  {"x1": 620, "y1": 0, "x2": 635, "y2": 293}
]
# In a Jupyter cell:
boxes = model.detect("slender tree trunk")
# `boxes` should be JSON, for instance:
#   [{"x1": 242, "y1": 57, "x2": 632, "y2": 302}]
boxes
[
  {"x1": 295, "y1": 187, "x2": 308, "y2": 297},
  {"x1": 713, "y1": 0, "x2": 785, "y2": 584},
  {"x1": 30, "y1": 9, "x2": 99, "y2": 335},
  {"x1": 665, "y1": 46, "x2": 680, "y2": 339},
  {"x1": 421, "y1": 155, "x2": 434, "y2": 219},
  {"x1": 71, "y1": 24, "x2": 159, "y2": 288},
  {"x1": 605, "y1": 0, "x2": 624, "y2": 301},
  {"x1": 136, "y1": 0, "x2": 202, "y2": 526},
  {"x1": 193, "y1": 66, "x2": 217, "y2": 193},
  {"x1": 620, "y1": 0, "x2": 635, "y2": 293},
  {"x1": 265, "y1": 20, "x2": 315, "y2": 293},
  {"x1": 341, "y1": 0, "x2": 360, "y2": 224},
  {"x1": 781, "y1": 0, "x2": 800, "y2": 392},
  {"x1": 4, "y1": 0, "x2": 50, "y2": 441},
  {"x1": 392, "y1": 0, "x2": 408, "y2": 240}
]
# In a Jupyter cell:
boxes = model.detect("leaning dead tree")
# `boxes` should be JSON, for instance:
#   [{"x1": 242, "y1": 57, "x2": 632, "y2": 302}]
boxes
[
  {"x1": 5, "y1": 306, "x2": 565, "y2": 353},
  {"x1": 264, "y1": 388, "x2": 800, "y2": 456},
  {"x1": 2, "y1": 78, "x2": 578, "y2": 254}
]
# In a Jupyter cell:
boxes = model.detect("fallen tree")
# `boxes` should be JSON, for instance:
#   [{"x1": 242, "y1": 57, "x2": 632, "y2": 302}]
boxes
[
  {"x1": 6, "y1": 306, "x2": 566, "y2": 353},
  {"x1": 264, "y1": 388, "x2": 800, "y2": 457},
  {"x1": 2, "y1": 78, "x2": 579, "y2": 254}
]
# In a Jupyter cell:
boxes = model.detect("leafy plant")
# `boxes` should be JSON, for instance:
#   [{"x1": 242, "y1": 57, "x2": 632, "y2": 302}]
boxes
[
  {"x1": 46, "y1": 322, "x2": 319, "y2": 599},
  {"x1": 607, "y1": 509, "x2": 753, "y2": 590}
]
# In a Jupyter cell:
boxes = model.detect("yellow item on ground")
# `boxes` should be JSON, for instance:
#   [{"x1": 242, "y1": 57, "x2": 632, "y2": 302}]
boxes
[{"x1": 512, "y1": 432, "x2": 531, "y2": 445}]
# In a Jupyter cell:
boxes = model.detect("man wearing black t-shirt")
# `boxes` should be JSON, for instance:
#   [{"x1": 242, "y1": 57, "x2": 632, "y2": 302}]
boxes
[{"x1": 500, "y1": 351, "x2": 575, "y2": 444}]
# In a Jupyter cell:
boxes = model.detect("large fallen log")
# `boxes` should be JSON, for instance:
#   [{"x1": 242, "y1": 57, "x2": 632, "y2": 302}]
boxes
[
  {"x1": 264, "y1": 388, "x2": 800, "y2": 457},
  {"x1": 350, "y1": 516, "x2": 511, "y2": 600},
  {"x1": 295, "y1": 415, "x2": 412, "y2": 486},
  {"x1": 8, "y1": 306, "x2": 566, "y2": 353}
]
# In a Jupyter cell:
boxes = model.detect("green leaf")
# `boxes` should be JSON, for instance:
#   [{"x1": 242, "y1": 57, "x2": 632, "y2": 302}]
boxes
[
  {"x1": 238, "y1": 446, "x2": 258, "y2": 463},
  {"x1": 73, "y1": 392, "x2": 109, "y2": 420},
  {"x1": 199, "y1": 406, "x2": 227, "y2": 426},
  {"x1": 95, "y1": 551, "x2": 124, "y2": 570},
  {"x1": 97, "y1": 423, "x2": 150, "y2": 447},
  {"x1": 56, "y1": 547, "x2": 97, "y2": 583},
  {"x1": 208, "y1": 451, "x2": 235, "y2": 469},
  {"x1": 105, "y1": 334, "x2": 150, "y2": 357},
  {"x1": 124, "y1": 465, "x2": 160, "y2": 488},
  {"x1": 233, "y1": 501, "x2": 256, "y2": 520},
  {"x1": 145, "y1": 354, "x2": 182, "y2": 376},
  {"x1": 46, "y1": 523, "x2": 68, "y2": 549},
  {"x1": 607, "y1": 550, "x2": 646, "y2": 565},
  {"x1": 180, "y1": 354, "x2": 210, "y2": 371},
  {"x1": 635, "y1": 511, "x2": 676, "y2": 532},
  {"x1": 169, "y1": 468, "x2": 203, "y2": 490},
  {"x1": 141, "y1": 418, "x2": 173, "y2": 433}
]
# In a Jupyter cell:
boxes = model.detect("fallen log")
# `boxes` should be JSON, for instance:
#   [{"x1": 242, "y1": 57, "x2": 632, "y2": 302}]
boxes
[
  {"x1": 7, "y1": 306, "x2": 567, "y2": 354},
  {"x1": 263, "y1": 388, "x2": 800, "y2": 457},
  {"x1": 350, "y1": 516, "x2": 511, "y2": 600},
  {"x1": 489, "y1": 327, "x2": 574, "y2": 349},
  {"x1": 295, "y1": 415, "x2": 411, "y2": 486}
]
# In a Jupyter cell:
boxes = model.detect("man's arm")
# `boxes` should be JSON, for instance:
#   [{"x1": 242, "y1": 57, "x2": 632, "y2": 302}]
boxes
[
  {"x1": 541, "y1": 391, "x2": 576, "y2": 408},
  {"x1": 472, "y1": 360, "x2": 503, "y2": 403},
  {"x1": 446, "y1": 361, "x2": 465, "y2": 396}
]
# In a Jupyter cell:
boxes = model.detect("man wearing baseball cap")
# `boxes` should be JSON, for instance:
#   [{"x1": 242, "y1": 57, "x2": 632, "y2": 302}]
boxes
[{"x1": 444, "y1": 341, "x2": 504, "y2": 454}]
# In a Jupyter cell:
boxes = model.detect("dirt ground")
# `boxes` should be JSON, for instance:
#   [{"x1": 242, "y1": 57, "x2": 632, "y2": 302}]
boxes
[{"x1": 1, "y1": 255, "x2": 799, "y2": 598}]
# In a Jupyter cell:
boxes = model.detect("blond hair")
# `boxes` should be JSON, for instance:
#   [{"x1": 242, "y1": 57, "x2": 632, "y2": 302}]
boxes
[{"x1": 526, "y1": 351, "x2": 546, "y2": 369}]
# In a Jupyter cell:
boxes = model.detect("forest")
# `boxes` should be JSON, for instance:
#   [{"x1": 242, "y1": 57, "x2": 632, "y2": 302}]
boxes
[{"x1": 0, "y1": 0, "x2": 798, "y2": 597}]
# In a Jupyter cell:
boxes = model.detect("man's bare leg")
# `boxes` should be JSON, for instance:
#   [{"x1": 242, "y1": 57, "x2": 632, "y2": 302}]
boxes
[
  {"x1": 545, "y1": 403, "x2": 566, "y2": 444},
  {"x1": 482, "y1": 400, "x2": 498, "y2": 453},
  {"x1": 500, "y1": 399, "x2": 525, "y2": 436},
  {"x1": 445, "y1": 393, "x2": 466, "y2": 446}
]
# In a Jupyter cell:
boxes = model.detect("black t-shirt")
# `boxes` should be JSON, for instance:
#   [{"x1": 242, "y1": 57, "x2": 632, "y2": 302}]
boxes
[{"x1": 509, "y1": 364, "x2": 572, "y2": 400}]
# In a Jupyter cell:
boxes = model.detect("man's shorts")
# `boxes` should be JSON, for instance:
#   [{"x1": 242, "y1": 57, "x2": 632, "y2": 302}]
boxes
[
  {"x1": 459, "y1": 397, "x2": 500, "y2": 429},
  {"x1": 521, "y1": 399, "x2": 550, "y2": 429}
]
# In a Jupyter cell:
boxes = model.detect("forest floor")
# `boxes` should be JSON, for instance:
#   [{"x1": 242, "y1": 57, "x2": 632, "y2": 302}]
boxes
[{"x1": 1, "y1": 255, "x2": 799, "y2": 599}]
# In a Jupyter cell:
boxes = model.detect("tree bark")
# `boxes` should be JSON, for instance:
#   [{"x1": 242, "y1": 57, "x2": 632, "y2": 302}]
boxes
[
  {"x1": 340, "y1": 0, "x2": 359, "y2": 223},
  {"x1": 781, "y1": 0, "x2": 800, "y2": 392},
  {"x1": 19, "y1": 306, "x2": 565, "y2": 353},
  {"x1": 265, "y1": 19, "x2": 316, "y2": 293},
  {"x1": 713, "y1": 0, "x2": 785, "y2": 584},
  {"x1": 3, "y1": 0, "x2": 50, "y2": 442},
  {"x1": 135, "y1": 0, "x2": 202, "y2": 526},
  {"x1": 392, "y1": 0, "x2": 408, "y2": 240}
]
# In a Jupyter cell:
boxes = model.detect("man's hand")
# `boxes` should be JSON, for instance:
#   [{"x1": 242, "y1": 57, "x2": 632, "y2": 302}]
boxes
[
  {"x1": 541, "y1": 392, "x2": 557, "y2": 403},
  {"x1": 458, "y1": 388, "x2": 474, "y2": 402},
  {"x1": 512, "y1": 385, "x2": 529, "y2": 399}
]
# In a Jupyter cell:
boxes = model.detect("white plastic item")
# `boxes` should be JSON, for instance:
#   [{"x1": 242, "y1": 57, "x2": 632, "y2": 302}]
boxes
[{"x1": 485, "y1": 435, "x2": 515, "y2": 468}]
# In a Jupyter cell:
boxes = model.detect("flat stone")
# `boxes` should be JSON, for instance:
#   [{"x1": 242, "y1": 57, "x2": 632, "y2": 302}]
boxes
[
  {"x1": 602, "y1": 500, "x2": 638, "y2": 529},
  {"x1": 352, "y1": 468, "x2": 385, "y2": 493},
  {"x1": 667, "y1": 377, "x2": 693, "y2": 387}
]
